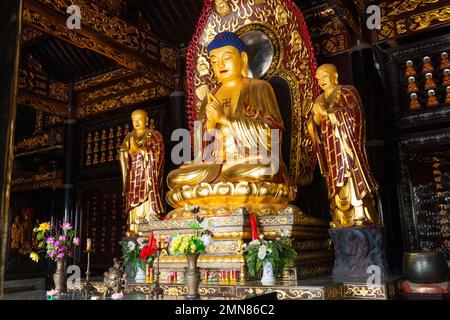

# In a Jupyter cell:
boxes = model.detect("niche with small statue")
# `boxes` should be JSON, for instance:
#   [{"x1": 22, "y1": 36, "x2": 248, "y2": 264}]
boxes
[{"x1": 403, "y1": 52, "x2": 450, "y2": 111}]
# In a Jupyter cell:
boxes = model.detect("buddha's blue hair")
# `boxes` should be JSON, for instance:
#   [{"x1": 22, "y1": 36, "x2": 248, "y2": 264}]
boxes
[{"x1": 207, "y1": 32, "x2": 247, "y2": 54}]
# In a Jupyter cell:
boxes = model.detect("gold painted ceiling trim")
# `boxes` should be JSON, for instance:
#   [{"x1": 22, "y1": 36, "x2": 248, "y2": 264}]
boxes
[{"x1": 22, "y1": 0, "x2": 175, "y2": 89}]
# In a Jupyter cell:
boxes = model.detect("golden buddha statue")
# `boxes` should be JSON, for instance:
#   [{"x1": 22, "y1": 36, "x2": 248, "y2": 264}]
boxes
[
  {"x1": 10, "y1": 215, "x2": 22, "y2": 251},
  {"x1": 119, "y1": 110, "x2": 165, "y2": 236},
  {"x1": 166, "y1": 32, "x2": 295, "y2": 213},
  {"x1": 19, "y1": 208, "x2": 34, "y2": 254},
  {"x1": 307, "y1": 64, "x2": 379, "y2": 228}
]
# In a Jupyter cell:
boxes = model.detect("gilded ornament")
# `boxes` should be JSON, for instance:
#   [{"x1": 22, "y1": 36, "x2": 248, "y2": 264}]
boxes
[
  {"x1": 290, "y1": 30, "x2": 303, "y2": 52},
  {"x1": 215, "y1": 0, "x2": 232, "y2": 17},
  {"x1": 275, "y1": 4, "x2": 288, "y2": 26},
  {"x1": 196, "y1": 57, "x2": 211, "y2": 76},
  {"x1": 409, "y1": 6, "x2": 450, "y2": 31}
]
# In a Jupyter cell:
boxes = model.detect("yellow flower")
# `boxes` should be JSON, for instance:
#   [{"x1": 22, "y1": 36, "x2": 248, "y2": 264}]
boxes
[
  {"x1": 30, "y1": 252, "x2": 39, "y2": 262},
  {"x1": 37, "y1": 222, "x2": 51, "y2": 232},
  {"x1": 179, "y1": 243, "x2": 188, "y2": 253},
  {"x1": 190, "y1": 243, "x2": 197, "y2": 253}
]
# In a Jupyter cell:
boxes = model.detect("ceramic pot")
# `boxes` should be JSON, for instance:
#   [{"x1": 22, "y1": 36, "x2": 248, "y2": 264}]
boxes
[
  {"x1": 134, "y1": 265, "x2": 146, "y2": 283},
  {"x1": 261, "y1": 260, "x2": 276, "y2": 285},
  {"x1": 403, "y1": 252, "x2": 448, "y2": 284}
]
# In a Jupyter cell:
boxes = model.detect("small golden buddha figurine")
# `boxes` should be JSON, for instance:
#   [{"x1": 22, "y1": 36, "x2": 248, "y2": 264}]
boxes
[
  {"x1": 86, "y1": 144, "x2": 92, "y2": 154},
  {"x1": 116, "y1": 126, "x2": 122, "y2": 138},
  {"x1": 427, "y1": 89, "x2": 439, "y2": 108},
  {"x1": 409, "y1": 93, "x2": 421, "y2": 110},
  {"x1": 93, "y1": 142, "x2": 99, "y2": 153},
  {"x1": 10, "y1": 215, "x2": 22, "y2": 251},
  {"x1": 101, "y1": 129, "x2": 107, "y2": 141},
  {"x1": 446, "y1": 86, "x2": 450, "y2": 104},
  {"x1": 424, "y1": 73, "x2": 437, "y2": 90},
  {"x1": 101, "y1": 140, "x2": 106, "y2": 152},
  {"x1": 108, "y1": 140, "x2": 114, "y2": 151},
  {"x1": 109, "y1": 128, "x2": 114, "y2": 139},
  {"x1": 404, "y1": 60, "x2": 416, "y2": 78},
  {"x1": 87, "y1": 133, "x2": 92, "y2": 144},
  {"x1": 86, "y1": 154, "x2": 92, "y2": 166},
  {"x1": 124, "y1": 124, "x2": 130, "y2": 136},
  {"x1": 93, "y1": 153, "x2": 99, "y2": 165},
  {"x1": 108, "y1": 151, "x2": 114, "y2": 162},
  {"x1": 422, "y1": 56, "x2": 434, "y2": 73},
  {"x1": 166, "y1": 32, "x2": 295, "y2": 210},
  {"x1": 307, "y1": 64, "x2": 379, "y2": 228},
  {"x1": 119, "y1": 110, "x2": 165, "y2": 236},
  {"x1": 100, "y1": 151, "x2": 106, "y2": 163},
  {"x1": 94, "y1": 131, "x2": 99, "y2": 142},
  {"x1": 443, "y1": 69, "x2": 450, "y2": 86},
  {"x1": 407, "y1": 76, "x2": 419, "y2": 94},
  {"x1": 440, "y1": 52, "x2": 450, "y2": 70}
]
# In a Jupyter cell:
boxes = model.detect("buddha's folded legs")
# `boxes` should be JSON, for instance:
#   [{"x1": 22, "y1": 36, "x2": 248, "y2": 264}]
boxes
[
  {"x1": 221, "y1": 161, "x2": 281, "y2": 183},
  {"x1": 167, "y1": 163, "x2": 222, "y2": 190}
]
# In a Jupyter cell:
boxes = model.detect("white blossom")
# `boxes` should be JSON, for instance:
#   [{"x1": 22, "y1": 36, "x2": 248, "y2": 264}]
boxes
[
  {"x1": 259, "y1": 234, "x2": 264, "y2": 239},
  {"x1": 258, "y1": 245, "x2": 267, "y2": 260},
  {"x1": 249, "y1": 240, "x2": 260, "y2": 246},
  {"x1": 136, "y1": 237, "x2": 144, "y2": 245},
  {"x1": 200, "y1": 219, "x2": 215, "y2": 231},
  {"x1": 127, "y1": 241, "x2": 136, "y2": 251},
  {"x1": 280, "y1": 229, "x2": 291, "y2": 237},
  {"x1": 201, "y1": 234, "x2": 213, "y2": 247}
]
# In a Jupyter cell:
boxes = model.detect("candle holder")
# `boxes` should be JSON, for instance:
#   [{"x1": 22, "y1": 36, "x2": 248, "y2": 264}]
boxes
[
  {"x1": 81, "y1": 249, "x2": 95, "y2": 298},
  {"x1": 147, "y1": 239, "x2": 166, "y2": 299}
]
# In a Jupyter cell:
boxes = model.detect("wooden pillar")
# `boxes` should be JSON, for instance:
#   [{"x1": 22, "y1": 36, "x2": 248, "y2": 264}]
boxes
[
  {"x1": 0, "y1": 0, "x2": 23, "y2": 299},
  {"x1": 63, "y1": 84, "x2": 77, "y2": 223}
]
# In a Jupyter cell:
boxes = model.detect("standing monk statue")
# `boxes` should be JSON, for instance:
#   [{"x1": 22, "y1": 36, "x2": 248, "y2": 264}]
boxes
[
  {"x1": 308, "y1": 64, "x2": 379, "y2": 228},
  {"x1": 120, "y1": 110, "x2": 165, "y2": 236}
]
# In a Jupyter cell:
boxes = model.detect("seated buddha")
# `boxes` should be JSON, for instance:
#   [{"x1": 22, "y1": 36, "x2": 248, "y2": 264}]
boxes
[{"x1": 166, "y1": 32, "x2": 296, "y2": 210}]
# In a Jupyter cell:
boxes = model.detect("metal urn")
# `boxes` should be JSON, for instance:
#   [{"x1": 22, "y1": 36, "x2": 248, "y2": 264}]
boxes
[
  {"x1": 103, "y1": 258, "x2": 128, "y2": 297},
  {"x1": 403, "y1": 252, "x2": 449, "y2": 284}
]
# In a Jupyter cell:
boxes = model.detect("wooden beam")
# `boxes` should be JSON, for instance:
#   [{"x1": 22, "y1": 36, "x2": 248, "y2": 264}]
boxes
[
  {"x1": 23, "y1": 0, "x2": 176, "y2": 88},
  {"x1": 18, "y1": 89, "x2": 68, "y2": 118}
]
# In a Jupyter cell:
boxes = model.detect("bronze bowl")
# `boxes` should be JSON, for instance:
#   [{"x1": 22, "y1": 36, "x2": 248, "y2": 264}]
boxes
[{"x1": 403, "y1": 252, "x2": 448, "y2": 284}]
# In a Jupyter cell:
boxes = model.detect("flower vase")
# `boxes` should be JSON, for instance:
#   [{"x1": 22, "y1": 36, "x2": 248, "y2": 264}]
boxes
[
  {"x1": 185, "y1": 253, "x2": 201, "y2": 299},
  {"x1": 135, "y1": 264, "x2": 146, "y2": 283},
  {"x1": 53, "y1": 258, "x2": 67, "y2": 293},
  {"x1": 261, "y1": 260, "x2": 276, "y2": 285}
]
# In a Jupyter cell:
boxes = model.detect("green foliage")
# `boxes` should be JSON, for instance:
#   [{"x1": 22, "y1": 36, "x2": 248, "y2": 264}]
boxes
[
  {"x1": 243, "y1": 235, "x2": 297, "y2": 279},
  {"x1": 119, "y1": 240, "x2": 145, "y2": 277}
]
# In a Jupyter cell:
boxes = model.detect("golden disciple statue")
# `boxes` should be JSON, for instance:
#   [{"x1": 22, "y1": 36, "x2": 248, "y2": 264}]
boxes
[
  {"x1": 308, "y1": 64, "x2": 379, "y2": 228},
  {"x1": 167, "y1": 32, "x2": 295, "y2": 209},
  {"x1": 120, "y1": 110, "x2": 165, "y2": 236}
]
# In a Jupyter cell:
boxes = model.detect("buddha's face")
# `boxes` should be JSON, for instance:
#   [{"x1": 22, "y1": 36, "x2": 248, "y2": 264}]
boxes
[
  {"x1": 316, "y1": 68, "x2": 338, "y2": 91},
  {"x1": 209, "y1": 45, "x2": 244, "y2": 84},
  {"x1": 131, "y1": 111, "x2": 148, "y2": 131}
]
